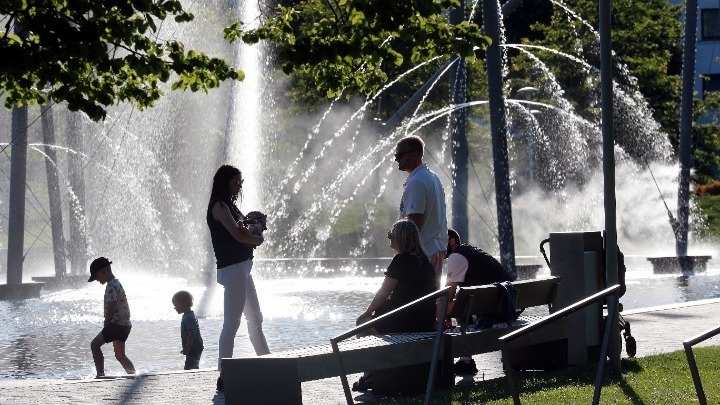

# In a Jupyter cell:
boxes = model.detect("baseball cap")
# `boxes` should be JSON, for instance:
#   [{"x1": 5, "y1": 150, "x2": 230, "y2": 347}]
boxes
[{"x1": 88, "y1": 257, "x2": 112, "y2": 282}]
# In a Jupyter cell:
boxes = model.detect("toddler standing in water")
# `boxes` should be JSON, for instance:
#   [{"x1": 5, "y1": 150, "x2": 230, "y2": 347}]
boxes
[{"x1": 172, "y1": 291, "x2": 204, "y2": 370}]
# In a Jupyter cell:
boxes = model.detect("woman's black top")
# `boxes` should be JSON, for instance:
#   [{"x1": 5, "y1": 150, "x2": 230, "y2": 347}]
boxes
[
  {"x1": 374, "y1": 252, "x2": 436, "y2": 333},
  {"x1": 207, "y1": 198, "x2": 253, "y2": 268}
]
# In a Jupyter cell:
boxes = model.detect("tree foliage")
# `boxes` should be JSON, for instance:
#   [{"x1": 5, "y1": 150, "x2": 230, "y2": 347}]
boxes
[
  {"x1": 693, "y1": 91, "x2": 720, "y2": 183},
  {"x1": 520, "y1": 0, "x2": 718, "y2": 182},
  {"x1": 512, "y1": 0, "x2": 683, "y2": 138},
  {"x1": 0, "y1": 0, "x2": 240, "y2": 121},
  {"x1": 225, "y1": 0, "x2": 490, "y2": 100}
]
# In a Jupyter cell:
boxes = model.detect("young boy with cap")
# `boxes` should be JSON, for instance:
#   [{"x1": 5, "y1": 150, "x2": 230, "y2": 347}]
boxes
[{"x1": 88, "y1": 257, "x2": 136, "y2": 378}]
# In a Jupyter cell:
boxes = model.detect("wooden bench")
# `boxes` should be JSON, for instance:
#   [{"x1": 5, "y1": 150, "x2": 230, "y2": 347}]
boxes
[
  {"x1": 222, "y1": 278, "x2": 565, "y2": 404},
  {"x1": 439, "y1": 277, "x2": 565, "y2": 384},
  {"x1": 222, "y1": 287, "x2": 452, "y2": 405}
]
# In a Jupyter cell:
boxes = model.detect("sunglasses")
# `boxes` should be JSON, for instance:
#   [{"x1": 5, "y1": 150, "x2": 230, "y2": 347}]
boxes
[{"x1": 394, "y1": 150, "x2": 416, "y2": 159}]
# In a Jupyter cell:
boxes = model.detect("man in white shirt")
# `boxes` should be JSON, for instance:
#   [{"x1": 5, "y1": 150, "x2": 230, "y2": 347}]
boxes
[{"x1": 395, "y1": 135, "x2": 448, "y2": 287}]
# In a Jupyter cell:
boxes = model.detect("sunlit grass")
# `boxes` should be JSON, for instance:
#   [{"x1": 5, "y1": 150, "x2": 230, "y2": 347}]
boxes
[{"x1": 385, "y1": 346, "x2": 720, "y2": 404}]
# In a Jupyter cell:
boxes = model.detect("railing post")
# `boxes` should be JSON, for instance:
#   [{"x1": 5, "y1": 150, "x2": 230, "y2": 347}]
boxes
[
  {"x1": 330, "y1": 287, "x2": 453, "y2": 405},
  {"x1": 499, "y1": 285, "x2": 621, "y2": 404},
  {"x1": 682, "y1": 324, "x2": 720, "y2": 405},
  {"x1": 424, "y1": 292, "x2": 449, "y2": 405},
  {"x1": 592, "y1": 294, "x2": 617, "y2": 404},
  {"x1": 684, "y1": 343, "x2": 706, "y2": 405},
  {"x1": 331, "y1": 338, "x2": 353, "y2": 405}
]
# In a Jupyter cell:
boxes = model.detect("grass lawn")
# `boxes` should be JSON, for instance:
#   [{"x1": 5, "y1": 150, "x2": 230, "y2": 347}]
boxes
[
  {"x1": 696, "y1": 194, "x2": 720, "y2": 241},
  {"x1": 383, "y1": 346, "x2": 720, "y2": 404}
]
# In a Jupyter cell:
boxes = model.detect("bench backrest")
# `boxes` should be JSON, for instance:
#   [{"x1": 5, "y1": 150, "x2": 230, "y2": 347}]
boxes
[
  {"x1": 513, "y1": 277, "x2": 560, "y2": 309},
  {"x1": 449, "y1": 277, "x2": 560, "y2": 332}
]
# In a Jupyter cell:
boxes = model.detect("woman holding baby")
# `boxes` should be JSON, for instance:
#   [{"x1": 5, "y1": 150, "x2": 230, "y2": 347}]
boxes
[{"x1": 207, "y1": 164, "x2": 270, "y2": 392}]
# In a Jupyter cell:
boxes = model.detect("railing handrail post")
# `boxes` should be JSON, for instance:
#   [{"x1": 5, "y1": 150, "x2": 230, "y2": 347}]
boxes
[
  {"x1": 499, "y1": 284, "x2": 621, "y2": 404},
  {"x1": 330, "y1": 286, "x2": 453, "y2": 405},
  {"x1": 683, "y1": 323, "x2": 720, "y2": 405}
]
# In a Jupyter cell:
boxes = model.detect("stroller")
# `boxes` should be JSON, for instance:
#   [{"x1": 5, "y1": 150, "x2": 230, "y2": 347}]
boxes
[{"x1": 540, "y1": 239, "x2": 637, "y2": 358}]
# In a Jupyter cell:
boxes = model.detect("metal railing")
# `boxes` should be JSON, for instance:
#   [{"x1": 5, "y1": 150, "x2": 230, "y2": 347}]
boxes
[
  {"x1": 683, "y1": 324, "x2": 720, "y2": 405},
  {"x1": 499, "y1": 284, "x2": 621, "y2": 405},
  {"x1": 330, "y1": 286, "x2": 452, "y2": 405}
]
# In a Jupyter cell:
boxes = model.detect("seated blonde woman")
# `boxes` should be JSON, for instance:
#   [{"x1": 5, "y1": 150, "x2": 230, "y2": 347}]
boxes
[{"x1": 353, "y1": 219, "x2": 437, "y2": 391}]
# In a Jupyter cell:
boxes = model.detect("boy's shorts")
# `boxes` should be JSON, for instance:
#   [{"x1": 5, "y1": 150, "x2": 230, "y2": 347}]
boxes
[
  {"x1": 184, "y1": 346, "x2": 203, "y2": 370},
  {"x1": 102, "y1": 323, "x2": 132, "y2": 343}
]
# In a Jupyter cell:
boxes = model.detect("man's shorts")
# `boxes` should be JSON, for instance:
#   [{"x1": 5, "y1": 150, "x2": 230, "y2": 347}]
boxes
[{"x1": 101, "y1": 323, "x2": 132, "y2": 343}]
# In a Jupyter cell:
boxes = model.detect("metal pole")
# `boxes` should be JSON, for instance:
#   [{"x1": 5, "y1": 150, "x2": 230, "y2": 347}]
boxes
[
  {"x1": 41, "y1": 104, "x2": 67, "y2": 277},
  {"x1": 599, "y1": 0, "x2": 621, "y2": 373},
  {"x1": 450, "y1": 5, "x2": 469, "y2": 243},
  {"x1": 682, "y1": 324, "x2": 720, "y2": 405},
  {"x1": 500, "y1": 285, "x2": 622, "y2": 403},
  {"x1": 483, "y1": 0, "x2": 515, "y2": 272},
  {"x1": 592, "y1": 296, "x2": 617, "y2": 404},
  {"x1": 677, "y1": 0, "x2": 698, "y2": 261},
  {"x1": 7, "y1": 105, "x2": 29, "y2": 285},
  {"x1": 684, "y1": 344, "x2": 707, "y2": 405},
  {"x1": 7, "y1": 20, "x2": 30, "y2": 285},
  {"x1": 424, "y1": 294, "x2": 449, "y2": 405}
]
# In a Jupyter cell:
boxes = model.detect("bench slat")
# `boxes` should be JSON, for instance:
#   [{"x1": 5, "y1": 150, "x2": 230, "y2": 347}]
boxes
[
  {"x1": 224, "y1": 333, "x2": 440, "y2": 382},
  {"x1": 446, "y1": 315, "x2": 567, "y2": 356}
]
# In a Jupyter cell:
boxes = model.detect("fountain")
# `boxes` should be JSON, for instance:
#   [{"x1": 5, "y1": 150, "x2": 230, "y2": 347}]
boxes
[{"x1": 1, "y1": 0, "x2": 712, "y2": 281}]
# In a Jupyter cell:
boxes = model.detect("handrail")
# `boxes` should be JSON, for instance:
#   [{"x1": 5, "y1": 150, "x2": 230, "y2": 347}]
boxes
[
  {"x1": 330, "y1": 286, "x2": 452, "y2": 405},
  {"x1": 499, "y1": 284, "x2": 621, "y2": 405},
  {"x1": 683, "y1": 324, "x2": 720, "y2": 405}
]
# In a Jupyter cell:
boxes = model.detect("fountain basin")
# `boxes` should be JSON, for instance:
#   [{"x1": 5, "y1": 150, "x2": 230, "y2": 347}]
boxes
[
  {"x1": 646, "y1": 256, "x2": 712, "y2": 274},
  {"x1": 516, "y1": 264, "x2": 542, "y2": 279},
  {"x1": 31, "y1": 275, "x2": 89, "y2": 290},
  {"x1": 0, "y1": 282, "x2": 44, "y2": 300}
]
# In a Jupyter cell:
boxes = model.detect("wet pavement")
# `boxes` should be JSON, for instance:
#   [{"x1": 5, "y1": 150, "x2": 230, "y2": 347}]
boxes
[{"x1": 1, "y1": 298, "x2": 719, "y2": 404}]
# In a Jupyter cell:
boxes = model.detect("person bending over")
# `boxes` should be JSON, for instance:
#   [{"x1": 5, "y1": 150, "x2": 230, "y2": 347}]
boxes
[{"x1": 444, "y1": 229, "x2": 514, "y2": 375}]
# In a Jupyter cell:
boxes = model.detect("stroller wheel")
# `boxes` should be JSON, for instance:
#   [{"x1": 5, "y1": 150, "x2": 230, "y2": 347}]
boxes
[{"x1": 625, "y1": 335, "x2": 637, "y2": 358}]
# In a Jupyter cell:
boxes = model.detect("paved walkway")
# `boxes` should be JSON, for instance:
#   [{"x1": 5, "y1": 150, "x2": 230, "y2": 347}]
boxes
[{"x1": 2, "y1": 298, "x2": 720, "y2": 404}]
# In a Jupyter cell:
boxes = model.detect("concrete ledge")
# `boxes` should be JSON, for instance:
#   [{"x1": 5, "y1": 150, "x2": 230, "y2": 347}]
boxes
[
  {"x1": 31, "y1": 275, "x2": 89, "y2": 290},
  {"x1": 0, "y1": 282, "x2": 45, "y2": 300}
]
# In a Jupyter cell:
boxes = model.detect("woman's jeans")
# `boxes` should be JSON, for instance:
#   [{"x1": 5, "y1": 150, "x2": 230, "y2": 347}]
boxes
[{"x1": 217, "y1": 260, "x2": 270, "y2": 371}]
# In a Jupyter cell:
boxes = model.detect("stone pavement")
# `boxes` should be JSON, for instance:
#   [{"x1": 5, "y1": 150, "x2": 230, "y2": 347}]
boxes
[{"x1": 1, "y1": 298, "x2": 720, "y2": 404}]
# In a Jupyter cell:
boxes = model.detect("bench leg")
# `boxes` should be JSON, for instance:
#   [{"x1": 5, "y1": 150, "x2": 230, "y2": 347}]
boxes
[
  {"x1": 222, "y1": 358, "x2": 301, "y2": 405},
  {"x1": 501, "y1": 349, "x2": 522, "y2": 405}
]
